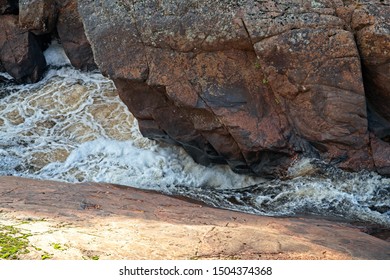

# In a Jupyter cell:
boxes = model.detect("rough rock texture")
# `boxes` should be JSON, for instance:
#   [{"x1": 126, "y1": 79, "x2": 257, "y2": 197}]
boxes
[
  {"x1": 56, "y1": 0, "x2": 97, "y2": 70},
  {"x1": 348, "y1": 2, "x2": 390, "y2": 175},
  {"x1": 0, "y1": 15, "x2": 46, "y2": 83},
  {"x1": 1, "y1": 0, "x2": 389, "y2": 176},
  {"x1": 352, "y1": 3, "x2": 390, "y2": 124},
  {"x1": 371, "y1": 134, "x2": 390, "y2": 175},
  {"x1": 18, "y1": 0, "x2": 57, "y2": 35},
  {"x1": 0, "y1": 0, "x2": 96, "y2": 80},
  {"x1": 78, "y1": 0, "x2": 390, "y2": 176},
  {"x1": 1, "y1": 176, "x2": 389, "y2": 260}
]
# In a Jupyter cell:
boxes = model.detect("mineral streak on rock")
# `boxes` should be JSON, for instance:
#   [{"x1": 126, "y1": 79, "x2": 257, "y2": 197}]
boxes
[{"x1": 78, "y1": 0, "x2": 390, "y2": 176}]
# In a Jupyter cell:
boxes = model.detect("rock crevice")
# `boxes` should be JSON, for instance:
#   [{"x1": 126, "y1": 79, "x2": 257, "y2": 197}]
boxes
[{"x1": 0, "y1": 0, "x2": 96, "y2": 83}]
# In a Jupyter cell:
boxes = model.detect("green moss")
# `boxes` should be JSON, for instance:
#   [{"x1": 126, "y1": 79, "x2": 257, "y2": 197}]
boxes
[
  {"x1": 82, "y1": 255, "x2": 100, "y2": 260},
  {"x1": 52, "y1": 243, "x2": 65, "y2": 251},
  {"x1": 41, "y1": 253, "x2": 52, "y2": 260},
  {"x1": 0, "y1": 225, "x2": 31, "y2": 260},
  {"x1": 33, "y1": 246, "x2": 42, "y2": 251}
]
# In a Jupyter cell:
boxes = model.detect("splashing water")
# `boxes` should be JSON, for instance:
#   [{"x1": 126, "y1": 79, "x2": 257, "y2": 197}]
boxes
[{"x1": 0, "y1": 43, "x2": 389, "y2": 227}]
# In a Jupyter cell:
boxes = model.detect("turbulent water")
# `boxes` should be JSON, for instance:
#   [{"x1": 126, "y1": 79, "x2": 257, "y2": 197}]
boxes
[{"x1": 1, "y1": 43, "x2": 389, "y2": 228}]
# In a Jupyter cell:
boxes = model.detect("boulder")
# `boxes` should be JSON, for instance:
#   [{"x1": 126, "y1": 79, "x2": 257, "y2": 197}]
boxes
[
  {"x1": 78, "y1": 0, "x2": 381, "y2": 176},
  {"x1": 0, "y1": 14, "x2": 46, "y2": 83},
  {"x1": 4, "y1": 0, "x2": 96, "y2": 72},
  {"x1": 1, "y1": 176, "x2": 389, "y2": 260},
  {"x1": 18, "y1": 0, "x2": 57, "y2": 35},
  {"x1": 56, "y1": 0, "x2": 97, "y2": 70}
]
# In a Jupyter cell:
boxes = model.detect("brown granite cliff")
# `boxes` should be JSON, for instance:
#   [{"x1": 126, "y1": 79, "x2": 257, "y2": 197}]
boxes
[{"x1": 1, "y1": 0, "x2": 389, "y2": 177}]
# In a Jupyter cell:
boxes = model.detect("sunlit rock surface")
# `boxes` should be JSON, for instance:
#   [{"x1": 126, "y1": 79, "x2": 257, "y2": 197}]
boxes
[{"x1": 0, "y1": 176, "x2": 389, "y2": 260}]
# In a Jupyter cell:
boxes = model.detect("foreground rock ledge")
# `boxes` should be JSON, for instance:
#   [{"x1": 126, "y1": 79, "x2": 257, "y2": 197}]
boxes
[{"x1": 0, "y1": 176, "x2": 389, "y2": 260}]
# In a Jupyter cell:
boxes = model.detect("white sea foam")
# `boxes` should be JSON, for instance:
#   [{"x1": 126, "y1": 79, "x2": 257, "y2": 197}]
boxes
[
  {"x1": 36, "y1": 138, "x2": 264, "y2": 191},
  {"x1": 1, "y1": 43, "x2": 389, "y2": 227},
  {"x1": 0, "y1": 72, "x2": 13, "y2": 80},
  {"x1": 43, "y1": 41, "x2": 71, "y2": 67}
]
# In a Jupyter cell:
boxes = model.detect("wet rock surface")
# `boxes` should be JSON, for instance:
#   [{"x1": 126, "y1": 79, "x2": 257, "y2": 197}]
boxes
[
  {"x1": 78, "y1": 0, "x2": 390, "y2": 177},
  {"x1": 0, "y1": 176, "x2": 389, "y2": 260}
]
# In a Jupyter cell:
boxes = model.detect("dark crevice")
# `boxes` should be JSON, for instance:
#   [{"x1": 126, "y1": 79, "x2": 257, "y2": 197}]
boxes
[
  {"x1": 240, "y1": 18, "x2": 254, "y2": 46},
  {"x1": 187, "y1": 80, "x2": 249, "y2": 170}
]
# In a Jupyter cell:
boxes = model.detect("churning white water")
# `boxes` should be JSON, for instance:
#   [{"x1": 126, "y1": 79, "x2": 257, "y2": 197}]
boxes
[{"x1": 1, "y1": 43, "x2": 389, "y2": 227}]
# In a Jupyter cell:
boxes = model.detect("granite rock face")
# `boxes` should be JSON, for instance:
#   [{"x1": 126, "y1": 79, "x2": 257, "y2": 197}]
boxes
[
  {"x1": 0, "y1": 0, "x2": 95, "y2": 82},
  {"x1": 0, "y1": 15, "x2": 46, "y2": 83},
  {"x1": 56, "y1": 0, "x2": 97, "y2": 70},
  {"x1": 18, "y1": 0, "x2": 57, "y2": 35},
  {"x1": 352, "y1": 2, "x2": 390, "y2": 124},
  {"x1": 1, "y1": 0, "x2": 389, "y2": 176},
  {"x1": 78, "y1": 0, "x2": 390, "y2": 176},
  {"x1": 349, "y1": 2, "x2": 390, "y2": 175}
]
